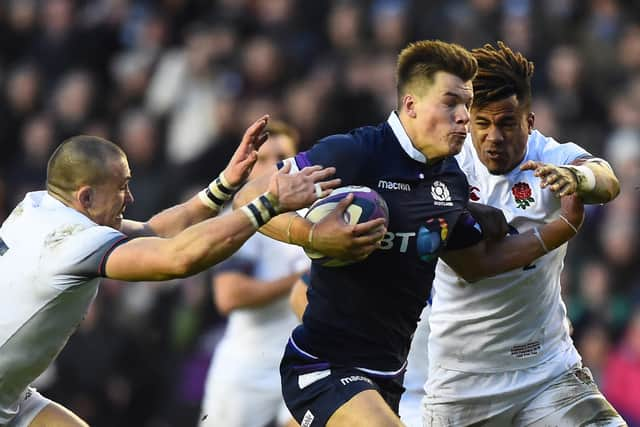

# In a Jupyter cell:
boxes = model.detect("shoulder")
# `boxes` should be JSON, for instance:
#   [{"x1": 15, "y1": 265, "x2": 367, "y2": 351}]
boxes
[
  {"x1": 317, "y1": 123, "x2": 383, "y2": 150},
  {"x1": 529, "y1": 130, "x2": 591, "y2": 164}
]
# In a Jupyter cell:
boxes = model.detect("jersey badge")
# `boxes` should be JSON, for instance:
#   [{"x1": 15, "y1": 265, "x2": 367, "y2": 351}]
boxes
[
  {"x1": 512, "y1": 182, "x2": 535, "y2": 209},
  {"x1": 469, "y1": 185, "x2": 480, "y2": 201},
  {"x1": 431, "y1": 181, "x2": 453, "y2": 206}
]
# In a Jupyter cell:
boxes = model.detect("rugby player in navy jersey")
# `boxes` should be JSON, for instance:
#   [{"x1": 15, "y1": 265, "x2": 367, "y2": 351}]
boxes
[{"x1": 235, "y1": 40, "x2": 584, "y2": 427}]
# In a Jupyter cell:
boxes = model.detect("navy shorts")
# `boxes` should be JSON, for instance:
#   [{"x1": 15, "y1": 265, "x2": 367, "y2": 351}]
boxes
[{"x1": 280, "y1": 339, "x2": 405, "y2": 427}]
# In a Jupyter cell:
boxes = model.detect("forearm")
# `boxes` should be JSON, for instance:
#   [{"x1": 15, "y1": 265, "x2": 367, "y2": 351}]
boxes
[
  {"x1": 258, "y1": 213, "x2": 313, "y2": 248},
  {"x1": 234, "y1": 166, "x2": 313, "y2": 247},
  {"x1": 215, "y1": 272, "x2": 301, "y2": 315},
  {"x1": 149, "y1": 173, "x2": 241, "y2": 237},
  {"x1": 168, "y1": 210, "x2": 259, "y2": 277},
  {"x1": 120, "y1": 198, "x2": 215, "y2": 238},
  {"x1": 147, "y1": 194, "x2": 217, "y2": 237},
  {"x1": 443, "y1": 217, "x2": 576, "y2": 282},
  {"x1": 105, "y1": 209, "x2": 258, "y2": 282}
]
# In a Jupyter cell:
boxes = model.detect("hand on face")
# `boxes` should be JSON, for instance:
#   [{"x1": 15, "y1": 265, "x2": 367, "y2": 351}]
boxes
[
  {"x1": 223, "y1": 115, "x2": 270, "y2": 187},
  {"x1": 521, "y1": 160, "x2": 578, "y2": 197}
]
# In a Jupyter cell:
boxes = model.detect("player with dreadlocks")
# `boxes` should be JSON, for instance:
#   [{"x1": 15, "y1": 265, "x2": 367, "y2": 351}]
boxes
[{"x1": 410, "y1": 41, "x2": 625, "y2": 426}]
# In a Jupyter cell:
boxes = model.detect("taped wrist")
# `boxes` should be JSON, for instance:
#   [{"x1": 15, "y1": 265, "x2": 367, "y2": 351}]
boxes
[
  {"x1": 559, "y1": 165, "x2": 596, "y2": 192},
  {"x1": 198, "y1": 172, "x2": 239, "y2": 211},
  {"x1": 241, "y1": 192, "x2": 281, "y2": 228}
]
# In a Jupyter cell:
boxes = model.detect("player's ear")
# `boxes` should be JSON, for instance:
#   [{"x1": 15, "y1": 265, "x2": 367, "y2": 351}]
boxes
[
  {"x1": 402, "y1": 94, "x2": 417, "y2": 118},
  {"x1": 77, "y1": 186, "x2": 94, "y2": 210},
  {"x1": 527, "y1": 112, "x2": 535, "y2": 134}
]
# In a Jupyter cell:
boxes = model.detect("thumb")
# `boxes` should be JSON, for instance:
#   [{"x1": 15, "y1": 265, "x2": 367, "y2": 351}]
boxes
[
  {"x1": 279, "y1": 161, "x2": 292, "y2": 175},
  {"x1": 333, "y1": 193, "x2": 354, "y2": 215},
  {"x1": 520, "y1": 160, "x2": 541, "y2": 171}
]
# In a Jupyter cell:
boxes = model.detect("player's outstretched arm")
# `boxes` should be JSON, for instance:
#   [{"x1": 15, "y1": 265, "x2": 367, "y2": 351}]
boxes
[
  {"x1": 442, "y1": 195, "x2": 584, "y2": 283},
  {"x1": 121, "y1": 115, "x2": 271, "y2": 238},
  {"x1": 214, "y1": 271, "x2": 303, "y2": 315},
  {"x1": 104, "y1": 164, "x2": 337, "y2": 282},
  {"x1": 234, "y1": 167, "x2": 385, "y2": 261},
  {"x1": 520, "y1": 157, "x2": 620, "y2": 204}
]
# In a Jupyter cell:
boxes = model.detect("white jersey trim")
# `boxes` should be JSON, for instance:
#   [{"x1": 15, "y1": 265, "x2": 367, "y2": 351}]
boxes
[{"x1": 387, "y1": 111, "x2": 426, "y2": 163}]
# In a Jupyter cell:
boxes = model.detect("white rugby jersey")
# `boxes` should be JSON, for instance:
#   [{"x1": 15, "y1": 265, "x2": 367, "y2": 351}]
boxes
[
  {"x1": 0, "y1": 191, "x2": 125, "y2": 421},
  {"x1": 204, "y1": 232, "x2": 309, "y2": 390},
  {"x1": 429, "y1": 130, "x2": 588, "y2": 373}
]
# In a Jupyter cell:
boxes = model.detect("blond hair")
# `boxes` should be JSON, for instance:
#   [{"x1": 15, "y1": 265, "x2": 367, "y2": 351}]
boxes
[{"x1": 47, "y1": 135, "x2": 126, "y2": 199}]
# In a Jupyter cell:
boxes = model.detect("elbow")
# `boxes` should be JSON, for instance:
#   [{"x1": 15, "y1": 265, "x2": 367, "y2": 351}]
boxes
[
  {"x1": 609, "y1": 179, "x2": 621, "y2": 201},
  {"x1": 214, "y1": 298, "x2": 234, "y2": 316}
]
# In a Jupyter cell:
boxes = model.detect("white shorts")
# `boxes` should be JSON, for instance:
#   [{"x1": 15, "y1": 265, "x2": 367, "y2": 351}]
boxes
[
  {"x1": 199, "y1": 378, "x2": 290, "y2": 427},
  {"x1": 423, "y1": 365, "x2": 626, "y2": 426},
  {"x1": 399, "y1": 304, "x2": 431, "y2": 427},
  {"x1": 2, "y1": 388, "x2": 51, "y2": 427},
  {"x1": 399, "y1": 388, "x2": 424, "y2": 427}
]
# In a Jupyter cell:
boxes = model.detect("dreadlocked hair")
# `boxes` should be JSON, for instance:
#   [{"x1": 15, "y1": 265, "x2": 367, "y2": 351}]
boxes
[{"x1": 471, "y1": 41, "x2": 534, "y2": 110}]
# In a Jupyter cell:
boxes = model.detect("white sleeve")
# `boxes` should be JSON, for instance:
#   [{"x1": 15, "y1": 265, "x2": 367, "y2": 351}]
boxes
[
  {"x1": 538, "y1": 132, "x2": 592, "y2": 165},
  {"x1": 48, "y1": 225, "x2": 127, "y2": 287}
]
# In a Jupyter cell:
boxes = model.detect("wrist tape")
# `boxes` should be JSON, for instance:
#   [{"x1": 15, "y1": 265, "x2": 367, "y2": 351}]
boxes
[
  {"x1": 559, "y1": 165, "x2": 596, "y2": 192},
  {"x1": 241, "y1": 192, "x2": 280, "y2": 228},
  {"x1": 198, "y1": 172, "x2": 239, "y2": 211}
]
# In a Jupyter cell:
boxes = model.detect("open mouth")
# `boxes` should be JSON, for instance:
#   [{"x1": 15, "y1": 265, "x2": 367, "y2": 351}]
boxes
[{"x1": 486, "y1": 150, "x2": 504, "y2": 160}]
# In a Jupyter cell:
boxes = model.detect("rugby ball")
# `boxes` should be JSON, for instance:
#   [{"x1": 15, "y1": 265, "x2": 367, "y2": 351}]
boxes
[{"x1": 304, "y1": 185, "x2": 389, "y2": 267}]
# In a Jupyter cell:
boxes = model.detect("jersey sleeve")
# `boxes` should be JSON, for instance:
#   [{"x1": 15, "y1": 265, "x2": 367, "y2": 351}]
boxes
[
  {"x1": 445, "y1": 211, "x2": 484, "y2": 251},
  {"x1": 281, "y1": 134, "x2": 367, "y2": 185},
  {"x1": 49, "y1": 225, "x2": 128, "y2": 287},
  {"x1": 539, "y1": 134, "x2": 592, "y2": 165}
]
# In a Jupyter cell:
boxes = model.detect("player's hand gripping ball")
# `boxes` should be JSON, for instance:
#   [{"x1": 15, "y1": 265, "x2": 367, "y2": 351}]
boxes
[{"x1": 304, "y1": 186, "x2": 389, "y2": 267}]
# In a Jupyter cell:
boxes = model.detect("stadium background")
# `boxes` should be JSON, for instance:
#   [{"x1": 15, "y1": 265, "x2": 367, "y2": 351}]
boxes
[{"x1": 0, "y1": 0, "x2": 639, "y2": 425}]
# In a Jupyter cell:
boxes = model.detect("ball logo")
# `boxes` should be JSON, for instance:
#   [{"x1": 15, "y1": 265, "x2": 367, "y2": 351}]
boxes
[{"x1": 431, "y1": 181, "x2": 452, "y2": 206}]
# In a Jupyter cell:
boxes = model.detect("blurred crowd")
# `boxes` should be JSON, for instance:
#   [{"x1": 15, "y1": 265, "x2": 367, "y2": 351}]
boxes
[{"x1": 1, "y1": 0, "x2": 639, "y2": 426}]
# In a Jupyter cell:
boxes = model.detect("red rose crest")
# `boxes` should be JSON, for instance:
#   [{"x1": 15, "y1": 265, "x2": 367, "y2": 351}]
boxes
[
  {"x1": 469, "y1": 185, "x2": 480, "y2": 201},
  {"x1": 512, "y1": 182, "x2": 535, "y2": 209}
]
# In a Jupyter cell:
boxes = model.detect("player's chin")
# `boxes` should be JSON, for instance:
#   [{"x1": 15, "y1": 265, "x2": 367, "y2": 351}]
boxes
[{"x1": 448, "y1": 138, "x2": 465, "y2": 155}]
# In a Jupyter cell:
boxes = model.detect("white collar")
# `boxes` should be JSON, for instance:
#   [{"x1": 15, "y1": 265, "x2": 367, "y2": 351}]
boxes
[{"x1": 387, "y1": 111, "x2": 426, "y2": 163}]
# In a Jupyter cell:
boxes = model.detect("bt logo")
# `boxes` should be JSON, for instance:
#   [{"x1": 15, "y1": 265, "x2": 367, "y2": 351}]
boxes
[
  {"x1": 378, "y1": 218, "x2": 449, "y2": 261},
  {"x1": 378, "y1": 231, "x2": 416, "y2": 253}
]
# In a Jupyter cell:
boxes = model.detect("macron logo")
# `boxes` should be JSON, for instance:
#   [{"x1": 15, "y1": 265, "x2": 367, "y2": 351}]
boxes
[
  {"x1": 301, "y1": 410, "x2": 315, "y2": 427},
  {"x1": 340, "y1": 375, "x2": 374, "y2": 386},
  {"x1": 378, "y1": 180, "x2": 411, "y2": 191}
]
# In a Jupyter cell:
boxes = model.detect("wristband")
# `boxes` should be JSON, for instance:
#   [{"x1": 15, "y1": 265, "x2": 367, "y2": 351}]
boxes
[
  {"x1": 308, "y1": 223, "x2": 317, "y2": 250},
  {"x1": 532, "y1": 227, "x2": 549, "y2": 254},
  {"x1": 240, "y1": 192, "x2": 281, "y2": 228},
  {"x1": 286, "y1": 215, "x2": 296, "y2": 244},
  {"x1": 559, "y1": 165, "x2": 596, "y2": 192},
  {"x1": 198, "y1": 172, "x2": 240, "y2": 211},
  {"x1": 558, "y1": 214, "x2": 579, "y2": 234}
]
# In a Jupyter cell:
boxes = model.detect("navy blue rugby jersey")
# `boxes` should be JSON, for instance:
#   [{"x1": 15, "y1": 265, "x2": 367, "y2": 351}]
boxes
[{"x1": 287, "y1": 112, "x2": 482, "y2": 372}]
